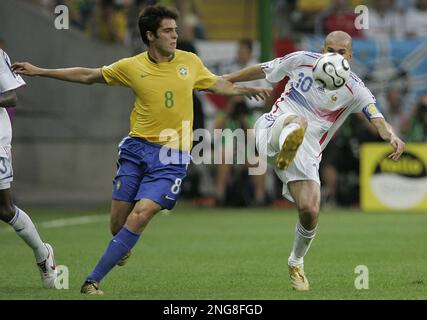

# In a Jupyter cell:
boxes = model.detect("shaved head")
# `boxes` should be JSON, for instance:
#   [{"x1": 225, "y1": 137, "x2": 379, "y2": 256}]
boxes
[{"x1": 323, "y1": 31, "x2": 353, "y2": 61}]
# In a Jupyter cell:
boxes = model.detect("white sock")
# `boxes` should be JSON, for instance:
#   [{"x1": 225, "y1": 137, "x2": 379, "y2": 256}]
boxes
[
  {"x1": 9, "y1": 207, "x2": 48, "y2": 263},
  {"x1": 278, "y1": 123, "x2": 301, "y2": 150},
  {"x1": 288, "y1": 223, "x2": 316, "y2": 266}
]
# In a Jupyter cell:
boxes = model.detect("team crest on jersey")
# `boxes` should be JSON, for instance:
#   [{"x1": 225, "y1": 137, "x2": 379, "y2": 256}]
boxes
[{"x1": 177, "y1": 65, "x2": 189, "y2": 79}]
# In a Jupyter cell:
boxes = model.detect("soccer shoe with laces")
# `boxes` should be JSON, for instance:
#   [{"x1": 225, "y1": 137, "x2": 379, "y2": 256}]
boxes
[
  {"x1": 117, "y1": 251, "x2": 132, "y2": 266},
  {"x1": 80, "y1": 280, "x2": 104, "y2": 295},
  {"x1": 36, "y1": 243, "x2": 57, "y2": 288},
  {"x1": 288, "y1": 264, "x2": 310, "y2": 291},
  {"x1": 275, "y1": 127, "x2": 305, "y2": 170}
]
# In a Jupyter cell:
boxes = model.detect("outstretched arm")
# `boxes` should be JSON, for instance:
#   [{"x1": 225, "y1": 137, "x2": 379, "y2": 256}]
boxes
[
  {"x1": 222, "y1": 64, "x2": 266, "y2": 83},
  {"x1": 0, "y1": 90, "x2": 17, "y2": 108},
  {"x1": 207, "y1": 76, "x2": 272, "y2": 101},
  {"x1": 11, "y1": 62, "x2": 106, "y2": 85},
  {"x1": 371, "y1": 117, "x2": 405, "y2": 161}
]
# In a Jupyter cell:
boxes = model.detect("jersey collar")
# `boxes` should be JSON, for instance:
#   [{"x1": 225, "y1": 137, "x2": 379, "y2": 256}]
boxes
[{"x1": 147, "y1": 51, "x2": 175, "y2": 64}]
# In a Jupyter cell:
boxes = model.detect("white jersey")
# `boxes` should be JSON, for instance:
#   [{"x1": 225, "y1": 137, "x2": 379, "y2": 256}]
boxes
[
  {"x1": 0, "y1": 49, "x2": 26, "y2": 157},
  {"x1": 261, "y1": 51, "x2": 383, "y2": 157}
]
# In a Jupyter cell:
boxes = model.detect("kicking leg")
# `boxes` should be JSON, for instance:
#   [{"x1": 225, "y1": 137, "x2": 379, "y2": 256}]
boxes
[
  {"x1": 271, "y1": 115, "x2": 307, "y2": 170},
  {"x1": 286, "y1": 180, "x2": 320, "y2": 291},
  {"x1": 81, "y1": 198, "x2": 161, "y2": 295},
  {"x1": 0, "y1": 188, "x2": 57, "y2": 288}
]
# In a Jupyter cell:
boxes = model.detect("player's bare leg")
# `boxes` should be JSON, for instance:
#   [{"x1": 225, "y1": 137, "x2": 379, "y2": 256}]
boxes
[
  {"x1": 111, "y1": 200, "x2": 135, "y2": 235},
  {"x1": 110, "y1": 200, "x2": 135, "y2": 266},
  {"x1": 271, "y1": 115, "x2": 307, "y2": 170},
  {"x1": 81, "y1": 198, "x2": 161, "y2": 295},
  {"x1": 0, "y1": 189, "x2": 15, "y2": 223},
  {"x1": 286, "y1": 180, "x2": 320, "y2": 291},
  {"x1": 119, "y1": 199, "x2": 161, "y2": 269},
  {"x1": 124, "y1": 198, "x2": 161, "y2": 233}
]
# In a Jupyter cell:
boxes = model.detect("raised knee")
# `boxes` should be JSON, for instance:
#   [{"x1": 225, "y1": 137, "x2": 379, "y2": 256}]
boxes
[{"x1": 0, "y1": 204, "x2": 16, "y2": 222}]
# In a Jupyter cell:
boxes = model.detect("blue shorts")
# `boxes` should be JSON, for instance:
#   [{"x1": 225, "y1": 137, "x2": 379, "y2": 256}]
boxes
[{"x1": 112, "y1": 137, "x2": 190, "y2": 210}]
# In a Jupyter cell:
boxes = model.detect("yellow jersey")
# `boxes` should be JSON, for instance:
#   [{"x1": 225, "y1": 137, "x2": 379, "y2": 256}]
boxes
[{"x1": 101, "y1": 49, "x2": 217, "y2": 151}]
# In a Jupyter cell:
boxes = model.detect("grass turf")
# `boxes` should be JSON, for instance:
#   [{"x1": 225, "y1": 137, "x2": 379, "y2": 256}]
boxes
[{"x1": 0, "y1": 205, "x2": 426, "y2": 300}]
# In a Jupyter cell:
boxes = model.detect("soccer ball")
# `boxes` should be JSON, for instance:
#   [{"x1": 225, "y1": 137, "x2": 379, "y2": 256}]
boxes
[{"x1": 312, "y1": 53, "x2": 351, "y2": 90}]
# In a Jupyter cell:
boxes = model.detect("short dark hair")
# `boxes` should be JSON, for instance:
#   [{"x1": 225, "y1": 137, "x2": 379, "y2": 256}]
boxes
[{"x1": 138, "y1": 5, "x2": 179, "y2": 46}]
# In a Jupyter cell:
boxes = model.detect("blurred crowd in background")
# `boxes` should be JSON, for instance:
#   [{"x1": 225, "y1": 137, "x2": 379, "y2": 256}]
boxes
[
  {"x1": 28, "y1": 0, "x2": 427, "y2": 43},
  {"x1": 7, "y1": 0, "x2": 427, "y2": 208}
]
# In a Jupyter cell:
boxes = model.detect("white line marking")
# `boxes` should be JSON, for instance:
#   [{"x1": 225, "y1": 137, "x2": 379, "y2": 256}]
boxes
[
  {"x1": 0, "y1": 214, "x2": 109, "y2": 233},
  {"x1": 40, "y1": 214, "x2": 108, "y2": 229}
]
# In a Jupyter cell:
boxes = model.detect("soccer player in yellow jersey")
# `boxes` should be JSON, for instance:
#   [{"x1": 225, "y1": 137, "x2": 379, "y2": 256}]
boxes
[{"x1": 13, "y1": 5, "x2": 271, "y2": 294}]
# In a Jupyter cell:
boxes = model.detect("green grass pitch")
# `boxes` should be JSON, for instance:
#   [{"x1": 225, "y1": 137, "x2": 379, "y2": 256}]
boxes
[{"x1": 0, "y1": 205, "x2": 426, "y2": 300}]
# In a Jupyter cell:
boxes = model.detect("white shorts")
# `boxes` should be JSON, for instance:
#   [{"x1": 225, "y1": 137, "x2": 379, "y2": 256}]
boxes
[
  {"x1": 0, "y1": 151, "x2": 13, "y2": 190},
  {"x1": 254, "y1": 112, "x2": 321, "y2": 202}
]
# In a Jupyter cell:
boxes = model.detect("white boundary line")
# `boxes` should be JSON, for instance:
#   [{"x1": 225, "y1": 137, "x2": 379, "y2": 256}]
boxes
[
  {"x1": 40, "y1": 214, "x2": 109, "y2": 229},
  {"x1": 0, "y1": 214, "x2": 109, "y2": 233}
]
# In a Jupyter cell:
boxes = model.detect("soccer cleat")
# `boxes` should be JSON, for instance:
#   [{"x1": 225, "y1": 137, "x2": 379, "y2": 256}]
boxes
[
  {"x1": 80, "y1": 280, "x2": 104, "y2": 295},
  {"x1": 36, "y1": 243, "x2": 57, "y2": 289},
  {"x1": 275, "y1": 127, "x2": 305, "y2": 170},
  {"x1": 288, "y1": 264, "x2": 310, "y2": 291},
  {"x1": 117, "y1": 251, "x2": 132, "y2": 267}
]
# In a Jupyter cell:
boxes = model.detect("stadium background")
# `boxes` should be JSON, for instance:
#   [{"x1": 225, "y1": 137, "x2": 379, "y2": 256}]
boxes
[{"x1": 0, "y1": 0, "x2": 427, "y2": 300}]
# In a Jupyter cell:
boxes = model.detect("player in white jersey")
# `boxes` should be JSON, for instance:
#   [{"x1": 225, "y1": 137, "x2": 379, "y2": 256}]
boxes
[
  {"x1": 0, "y1": 49, "x2": 57, "y2": 288},
  {"x1": 224, "y1": 31, "x2": 405, "y2": 291}
]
